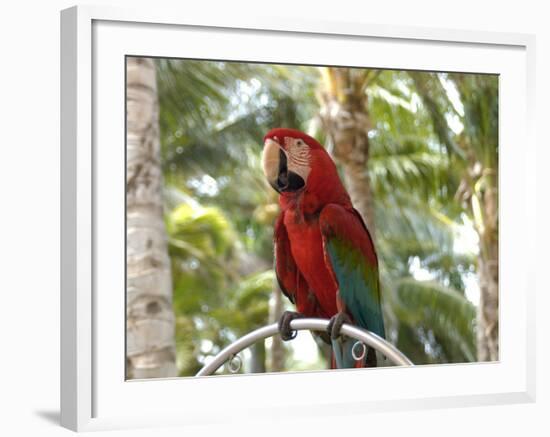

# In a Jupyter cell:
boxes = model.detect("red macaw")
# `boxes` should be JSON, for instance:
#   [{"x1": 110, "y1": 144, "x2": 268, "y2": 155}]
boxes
[{"x1": 261, "y1": 127, "x2": 385, "y2": 368}]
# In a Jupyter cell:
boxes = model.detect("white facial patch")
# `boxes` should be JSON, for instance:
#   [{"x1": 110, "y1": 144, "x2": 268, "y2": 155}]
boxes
[{"x1": 284, "y1": 137, "x2": 311, "y2": 183}]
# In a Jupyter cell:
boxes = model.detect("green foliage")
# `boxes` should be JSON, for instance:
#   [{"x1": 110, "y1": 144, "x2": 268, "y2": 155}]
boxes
[
  {"x1": 166, "y1": 194, "x2": 242, "y2": 376},
  {"x1": 361, "y1": 70, "x2": 484, "y2": 360},
  {"x1": 389, "y1": 278, "x2": 477, "y2": 363},
  {"x1": 152, "y1": 58, "x2": 496, "y2": 375},
  {"x1": 211, "y1": 270, "x2": 275, "y2": 334},
  {"x1": 157, "y1": 60, "x2": 321, "y2": 375},
  {"x1": 156, "y1": 59, "x2": 319, "y2": 262},
  {"x1": 168, "y1": 203, "x2": 235, "y2": 260}
]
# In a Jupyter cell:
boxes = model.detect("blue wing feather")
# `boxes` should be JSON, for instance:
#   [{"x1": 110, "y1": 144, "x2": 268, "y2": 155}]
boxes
[{"x1": 320, "y1": 204, "x2": 385, "y2": 340}]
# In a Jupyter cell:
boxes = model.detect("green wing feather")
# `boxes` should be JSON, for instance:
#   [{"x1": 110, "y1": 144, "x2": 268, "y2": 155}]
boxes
[{"x1": 320, "y1": 205, "x2": 385, "y2": 339}]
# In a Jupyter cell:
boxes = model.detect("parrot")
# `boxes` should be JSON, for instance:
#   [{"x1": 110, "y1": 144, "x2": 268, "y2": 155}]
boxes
[{"x1": 261, "y1": 127, "x2": 385, "y2": 368}]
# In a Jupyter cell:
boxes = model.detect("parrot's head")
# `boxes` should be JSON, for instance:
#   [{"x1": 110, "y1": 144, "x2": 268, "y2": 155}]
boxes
[{"x1": 262, "y1": 127, "x2": 329, "y2": 194}]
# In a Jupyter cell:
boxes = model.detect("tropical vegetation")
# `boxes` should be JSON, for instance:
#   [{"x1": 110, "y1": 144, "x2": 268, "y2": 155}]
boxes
[{"x1": 126, "y1": 57, "x2": 498, "y2": 377}]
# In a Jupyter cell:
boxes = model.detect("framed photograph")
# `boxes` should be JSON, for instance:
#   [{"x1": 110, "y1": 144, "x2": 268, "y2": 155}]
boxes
[{"x1": 61, "y1": 5, "x2": 536, "y2": 432}]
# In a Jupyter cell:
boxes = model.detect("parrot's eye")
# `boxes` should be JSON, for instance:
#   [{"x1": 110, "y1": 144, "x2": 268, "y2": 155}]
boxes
[{"x1": 296, "y1": 139, "x2": 303, "y2": 147}]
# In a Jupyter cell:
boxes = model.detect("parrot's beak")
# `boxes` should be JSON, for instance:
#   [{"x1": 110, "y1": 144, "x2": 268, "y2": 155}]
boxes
[
  {"x1": 262, "y1": 138, "x2": 305, "y2": 193},
  {"x1": 262, "y1": 138, "x2": 283, "y2": 191}
]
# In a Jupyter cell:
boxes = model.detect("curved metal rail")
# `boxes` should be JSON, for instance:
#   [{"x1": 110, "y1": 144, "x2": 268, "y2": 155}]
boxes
[{"x1": 196, "y1": 318, "x2": 413, "y2": 376}]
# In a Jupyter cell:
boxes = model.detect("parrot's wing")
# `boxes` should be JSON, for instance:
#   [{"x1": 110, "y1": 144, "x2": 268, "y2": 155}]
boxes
[
  {"x1": 274, "y1": 212, "x2": 307, "y2": 307},
  {"x1": 319, "y1": 204, "x2": 385, "y2": 339}
]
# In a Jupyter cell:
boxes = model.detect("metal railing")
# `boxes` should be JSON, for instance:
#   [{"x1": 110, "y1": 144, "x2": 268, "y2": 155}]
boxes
[{"x1": 196, "y1": 317, "x2": 413, "y2": 376}]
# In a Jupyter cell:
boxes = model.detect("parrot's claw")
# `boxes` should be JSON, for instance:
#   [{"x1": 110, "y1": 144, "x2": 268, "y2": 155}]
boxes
[
  {"x1": 327, "y1": 312, "x2": 352, "y2": 340},
  {"x1": 278, "y1": 311, "x2": 303, "y2": 341}
]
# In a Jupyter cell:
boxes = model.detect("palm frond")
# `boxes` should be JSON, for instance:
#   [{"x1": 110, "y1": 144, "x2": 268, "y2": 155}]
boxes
[{"x1": 388, "y1": 277, "x2": 477, "y2": 363}]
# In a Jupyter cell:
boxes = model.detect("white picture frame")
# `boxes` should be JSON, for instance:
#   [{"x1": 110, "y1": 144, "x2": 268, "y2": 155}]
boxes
[{"x1": 60, "y1": 5, "x2": 536, "y2": 432}]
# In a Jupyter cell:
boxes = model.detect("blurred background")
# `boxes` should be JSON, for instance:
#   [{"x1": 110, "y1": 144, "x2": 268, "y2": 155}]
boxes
[{"x1": 125, "y1": 57, "x2": 498, "y2": 379}]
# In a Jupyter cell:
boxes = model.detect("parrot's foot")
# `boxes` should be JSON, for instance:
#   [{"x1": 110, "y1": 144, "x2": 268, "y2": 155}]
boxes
[
  {"x1": 278, "y1": 311, "x2": 304, "y2": 341},
  {"x1": 327, "y1": 312, "x2": 352, "y2": 340}
]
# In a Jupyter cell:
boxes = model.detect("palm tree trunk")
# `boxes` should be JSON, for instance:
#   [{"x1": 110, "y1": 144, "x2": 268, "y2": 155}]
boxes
[
  {"x1": 474, "y1": 171, "x2": 499, "y2": 361},
  {"x1": 318, "y1": 67, "x2": 376, "y2": 236},
  {"x1": 410, "y1": 72, "x2": 499, "y2": 362},
  {"x1": 477, "y1": 248, "x2": 498, "y2": 361},
  {"x1": 126, "y1": 57, "x2": 177, "y2": 378}
]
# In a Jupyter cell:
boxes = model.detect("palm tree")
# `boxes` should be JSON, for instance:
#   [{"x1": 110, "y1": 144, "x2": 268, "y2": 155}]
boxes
[
  {"x1": 126, "y1": 57, "x2": 177, "y2": 378},
  {"x1": 452, "y1": 74, "x2": 498, "y2": 362},
  {"x1": 318, "y1": 67, "x2": 379, "y2": 234},
  {"x1": 318, "y1": 67, "x2": 477, "y2": 364},
  {"x1": 411, "y1": 72, "x2": 499, "y2": 361}
]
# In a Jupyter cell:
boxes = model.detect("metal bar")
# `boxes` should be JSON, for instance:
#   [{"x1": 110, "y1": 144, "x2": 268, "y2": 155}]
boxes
[{"x1": 196, "y1": 318, "x2": 413, "y2": 376}]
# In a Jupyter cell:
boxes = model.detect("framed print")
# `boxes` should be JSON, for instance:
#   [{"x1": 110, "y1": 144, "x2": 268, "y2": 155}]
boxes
[{"x1": 60, "y1": 5, "x2": 536, "y2": 432}]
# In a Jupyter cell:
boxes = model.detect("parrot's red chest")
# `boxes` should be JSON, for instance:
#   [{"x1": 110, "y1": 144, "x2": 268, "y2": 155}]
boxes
[{"x1": 283, "y1": 206, "x2": 339, "y2": 317}]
